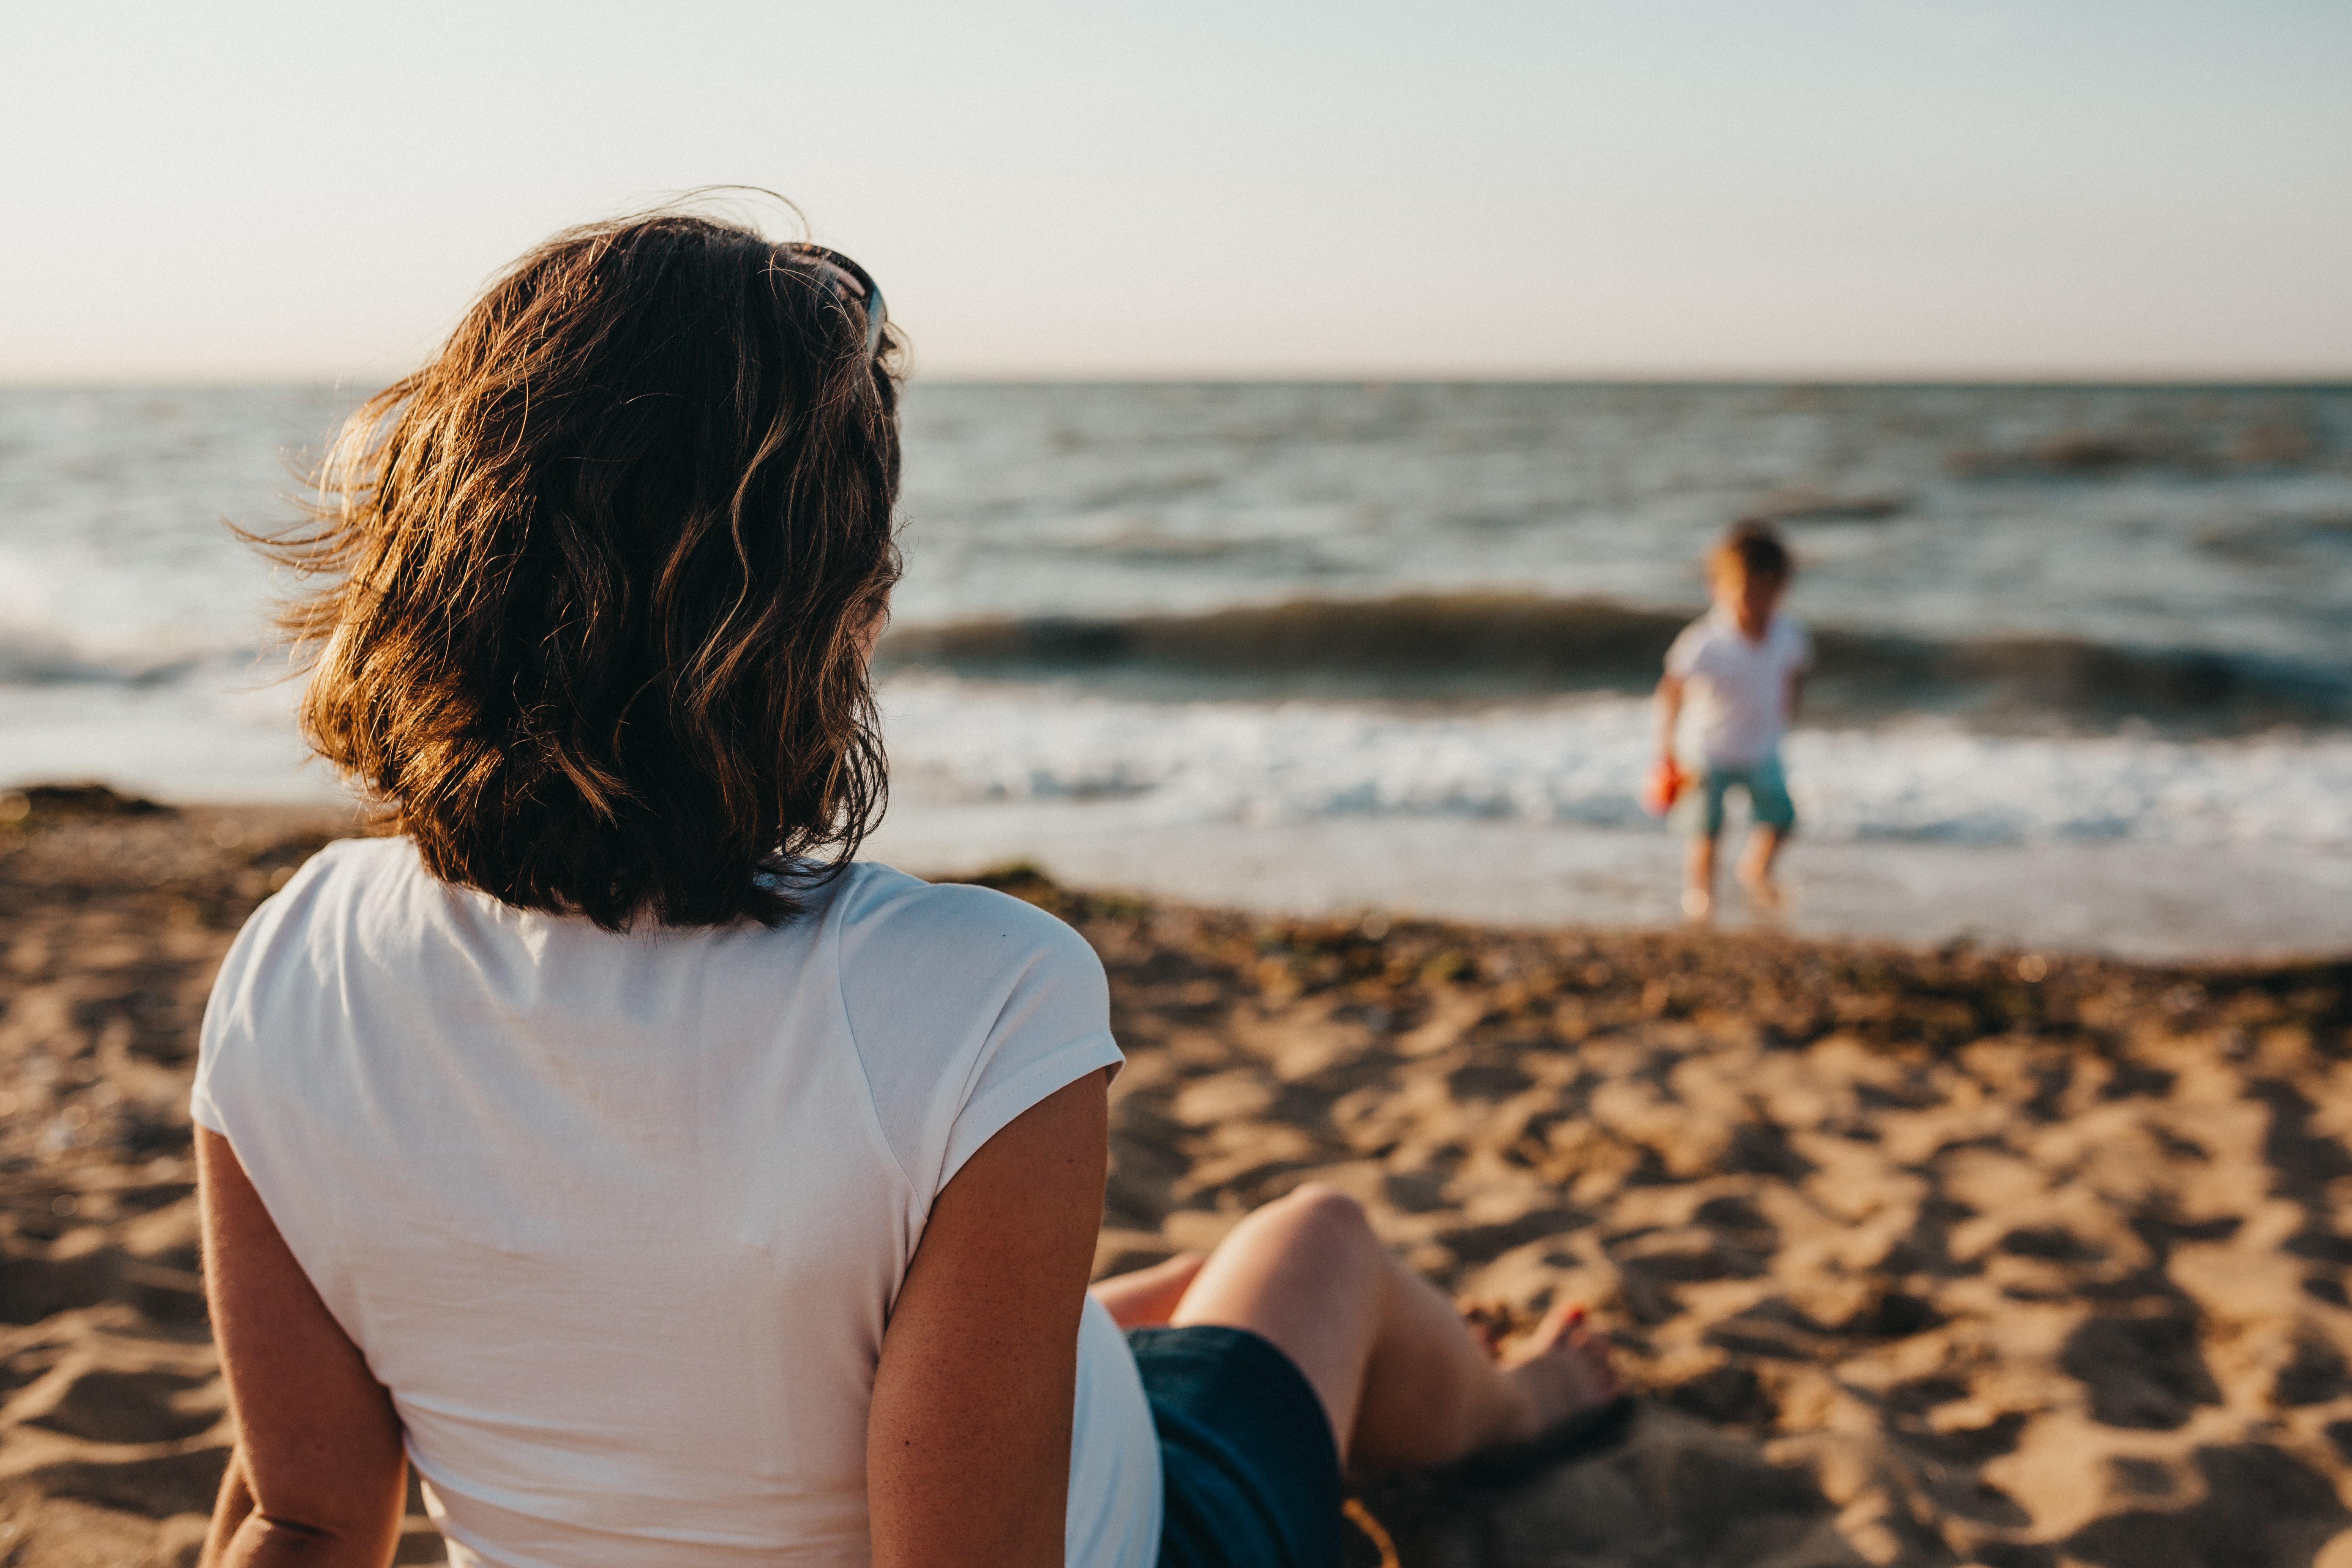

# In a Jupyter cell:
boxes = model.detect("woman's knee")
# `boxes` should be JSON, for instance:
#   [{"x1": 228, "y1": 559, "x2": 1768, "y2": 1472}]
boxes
[
  {"x1": 1252, "y1": 1183, "x2": 1378, "y2": 1262},
  {"x1": 1194, "y1": 1184, "x2": 1385, "y2": 1297}
]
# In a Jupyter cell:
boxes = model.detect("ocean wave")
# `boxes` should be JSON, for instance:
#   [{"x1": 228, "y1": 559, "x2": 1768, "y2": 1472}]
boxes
[
  {"x1": 0, "y1": 674, "x2": 334, "y2": 804},
  {"x1": 0, "y1": 632, "x2": 239, "y2": 689},
  {"x1": 1946, "y1": 419, "x2": 2341, "y2": 478},
  {"x1": 876, "y1": 676, "x2": 2352, "y2": 851},
  {"x1": 876, "y1": 593, "x2": 2351, "y2": 731}
]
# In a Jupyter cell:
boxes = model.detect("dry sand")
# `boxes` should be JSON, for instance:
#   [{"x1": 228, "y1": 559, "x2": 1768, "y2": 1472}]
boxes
[{"x1": 3, "y1": 788, "x2": 2349, "y2": 1568}]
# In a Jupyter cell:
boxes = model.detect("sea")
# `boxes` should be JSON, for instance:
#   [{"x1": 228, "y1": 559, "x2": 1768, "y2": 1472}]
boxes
[{"x1": 5, "y1": 382, "x2": 2349, "y2": 959}]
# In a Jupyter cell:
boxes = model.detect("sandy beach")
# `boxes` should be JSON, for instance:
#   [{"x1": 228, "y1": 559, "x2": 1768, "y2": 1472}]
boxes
[{"x1": 3, "y1": 788, "x2": 2349, "y2": 1567}]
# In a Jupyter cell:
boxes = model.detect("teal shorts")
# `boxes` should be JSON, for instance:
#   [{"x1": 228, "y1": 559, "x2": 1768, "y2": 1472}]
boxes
[
  {"x1": 1673, "y1": 755, "x2": 1796, "y2": 839},
  {"x1": 1130, "y1": 1325, "x2": 1343, "y2": 1568}
]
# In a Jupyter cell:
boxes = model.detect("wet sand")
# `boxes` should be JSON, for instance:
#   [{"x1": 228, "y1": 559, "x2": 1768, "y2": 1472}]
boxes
[
  {"x1": 864, "y1": 799, "x2": 2352, "y2": 964},
  {"x1": 3, "y1": 790, "x2": 2349, "y2": 1567}
]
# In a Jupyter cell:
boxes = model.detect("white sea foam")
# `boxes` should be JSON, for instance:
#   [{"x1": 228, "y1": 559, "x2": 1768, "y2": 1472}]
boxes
[
  {"x1": 0, "y1": 656, "x2": 339, "y2": 804},
  {"x1": 879, "y1": 675, "x2": 2352, "y2": 852}
]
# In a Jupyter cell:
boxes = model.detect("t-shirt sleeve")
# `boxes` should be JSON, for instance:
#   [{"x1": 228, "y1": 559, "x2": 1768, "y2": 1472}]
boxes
[
  {"x1": 1784, "y1": 617, "x2": 1813, "y2": 672},
  {"x1": 189, "y1": 858, "x2": 318, "y2": 1139},
  {"x1": 934, "y1": 918, "x2": 1120, "y2": 1186},
  {"x1": 1664, "y1": 620, "x2": 1708, "y2": 678},
  {"x1": 837, "y1": 878, "x2": 1123, "y2": 1205}
]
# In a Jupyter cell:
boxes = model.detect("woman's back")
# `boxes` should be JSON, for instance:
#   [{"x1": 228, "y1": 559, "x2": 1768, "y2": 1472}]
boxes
[{"x1": 195, "y1": 837, "x2": 1159, "y2": 1568}]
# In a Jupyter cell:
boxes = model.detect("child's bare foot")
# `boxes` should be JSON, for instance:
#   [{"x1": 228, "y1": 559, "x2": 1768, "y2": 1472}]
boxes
[
  {"x1": 1494, "y1": 1298, "x2": 1622, "y2": 1446},
  {"x1": 1680, "y1": 886, "x2": 1713, "y2": 924},
  {"x1": 1736, "y1": 864, "x2": 1783, "y2": 914}
]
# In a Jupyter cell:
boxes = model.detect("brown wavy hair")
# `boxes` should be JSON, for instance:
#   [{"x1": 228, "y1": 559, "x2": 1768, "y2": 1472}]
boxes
[
  {"x1": 263, "y1": 209, "x2": 903, "y2": 929},
  {"x1": 1713, "y1": 519, "x2": 1793, "y2": 583}
]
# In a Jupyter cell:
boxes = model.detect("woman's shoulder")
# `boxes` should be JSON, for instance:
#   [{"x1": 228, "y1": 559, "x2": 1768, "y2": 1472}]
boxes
[
  {"x1": 830, "y1": 866, "x2": 1118, "y2": 1192},
  {"x1": 278, "y1": 831, "x2": 413, "y2": 876},
  {"x1": 240, "y1": 847, "x2": 1100, "y2": 987},
  {"x1": 219, "y1": 834, "x2": 416, "y2": 948},
  {"x1": 263, "y1": 833, "x2": 425, "y2": 904},
  {"x1": 832, "y1": 862, "x2": 1101, "y2": 980}
]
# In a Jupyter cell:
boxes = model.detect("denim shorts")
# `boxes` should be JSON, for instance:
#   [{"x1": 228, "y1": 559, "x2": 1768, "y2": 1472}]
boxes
[
  {"x1": 1127, "y1": 1326, "x2": 1343, "y2": 1568},
  {"x1": 1673, "y1": 754, "x2": 1797, "y2": 838}
]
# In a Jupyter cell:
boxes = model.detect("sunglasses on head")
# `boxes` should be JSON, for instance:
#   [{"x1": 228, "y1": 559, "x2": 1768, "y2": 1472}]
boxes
[{"x1": 780, "y1": 243, "x2": 887, "y2": 363}]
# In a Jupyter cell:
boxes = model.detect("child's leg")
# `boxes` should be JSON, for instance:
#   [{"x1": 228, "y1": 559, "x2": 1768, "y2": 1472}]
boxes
[
  {"x1": 1673, "y1": 767, "x2": 1727, "y2": 921},
  {"x1": 1165, "y1": 1185, "x2": 1618, "y2": 1472},
  {"x1": 1682, "y1": 835, "x2": 1717, "y2": 921},
  {"x1": 1734, "y1": 758, "x2": 1797, "y2": 909},
  {"x1": 1735, "y1": 827, "x2": 1787, "y2": 910}
]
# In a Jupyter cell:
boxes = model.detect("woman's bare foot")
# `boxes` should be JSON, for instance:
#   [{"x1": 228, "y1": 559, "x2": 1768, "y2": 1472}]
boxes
[
  {"x1": 1090, "y1": 1251, "x2": 1207, "y2": 1329},
  {"x1": 1457, "y1": 1299, "x2": 1514, "y2": 1357},
  {"x1": 1493, "y1": 1299, "x2": 1622, "y2": 1446}
]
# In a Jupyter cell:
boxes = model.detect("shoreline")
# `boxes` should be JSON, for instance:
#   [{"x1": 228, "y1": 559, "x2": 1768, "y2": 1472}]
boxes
[
  {"x1": 3, "y1": 794, "x2": 2350, "y2": 1565},
  {"x1": 868, "y1": 801, "x2": 2352, "y2": 967},
  {"x1": 5, "y1": 779, "x2": 2337, "y2": 965}
]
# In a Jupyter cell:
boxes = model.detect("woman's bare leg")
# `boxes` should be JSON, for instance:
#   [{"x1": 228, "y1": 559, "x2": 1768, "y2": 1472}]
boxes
[
  {"x1": 1165, "y1": 1185, "x2": 1618, "y2": 1472},
  {"x1": 1090, "y1": 1251, "x2": 1206, "y2": 1329}
]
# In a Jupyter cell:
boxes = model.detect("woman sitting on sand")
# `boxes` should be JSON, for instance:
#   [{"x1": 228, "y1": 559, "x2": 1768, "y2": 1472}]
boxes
[{"x1": 192, "y1": 207, "x2": 1618, "y2": 1568}]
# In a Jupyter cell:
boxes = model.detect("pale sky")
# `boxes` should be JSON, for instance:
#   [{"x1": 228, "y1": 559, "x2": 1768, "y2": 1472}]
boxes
[{"x1": 4, "y1": 0, "x2": 2347, "y2": 381}]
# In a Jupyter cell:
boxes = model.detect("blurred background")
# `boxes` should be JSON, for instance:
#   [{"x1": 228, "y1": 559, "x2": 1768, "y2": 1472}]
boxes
[{"x1": 3, "y1": 0, "x2": 2348, "y2": 956}]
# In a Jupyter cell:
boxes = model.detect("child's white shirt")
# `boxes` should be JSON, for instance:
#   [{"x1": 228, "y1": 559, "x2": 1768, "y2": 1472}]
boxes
[{"x1": 1664, "y1": 606, "x2": 1811, "y2": 767}]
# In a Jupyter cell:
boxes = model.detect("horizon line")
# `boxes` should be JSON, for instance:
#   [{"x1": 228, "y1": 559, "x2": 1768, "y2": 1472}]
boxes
[{"x1": 6, "y1": 369, "x2": 2351, "y2": 392}]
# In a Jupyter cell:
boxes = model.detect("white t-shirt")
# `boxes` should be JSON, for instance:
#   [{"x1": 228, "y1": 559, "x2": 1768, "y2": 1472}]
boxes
[
  {"x1": 193, "y1": 838, "x2": 1162, "y2": 1568},
  {"x1": 1664, "y1": 607, "x2": 1811, "y2": 767}
]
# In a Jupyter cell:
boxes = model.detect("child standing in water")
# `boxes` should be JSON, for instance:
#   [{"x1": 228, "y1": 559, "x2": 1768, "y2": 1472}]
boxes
[{"x1": 1654, "y1": 521, "x2": 1809, "y2": 922}]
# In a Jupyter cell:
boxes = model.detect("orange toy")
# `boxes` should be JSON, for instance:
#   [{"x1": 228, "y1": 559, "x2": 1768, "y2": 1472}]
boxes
[{"x1": 1641, "y1": 758, "x2": 1685, "y2": 818}]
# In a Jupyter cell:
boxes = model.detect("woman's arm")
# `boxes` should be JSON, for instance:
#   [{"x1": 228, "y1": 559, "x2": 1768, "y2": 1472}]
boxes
[
  {"x1": 197, "y1": 1128, "x2": 409, "y2": 1568},
  {"x1": 199, "y1": 1451, "x2": 256, "y2": 1565},
  {"x1": 868, "y1": 1070, "x2": 1111, "y2": 1568}
]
